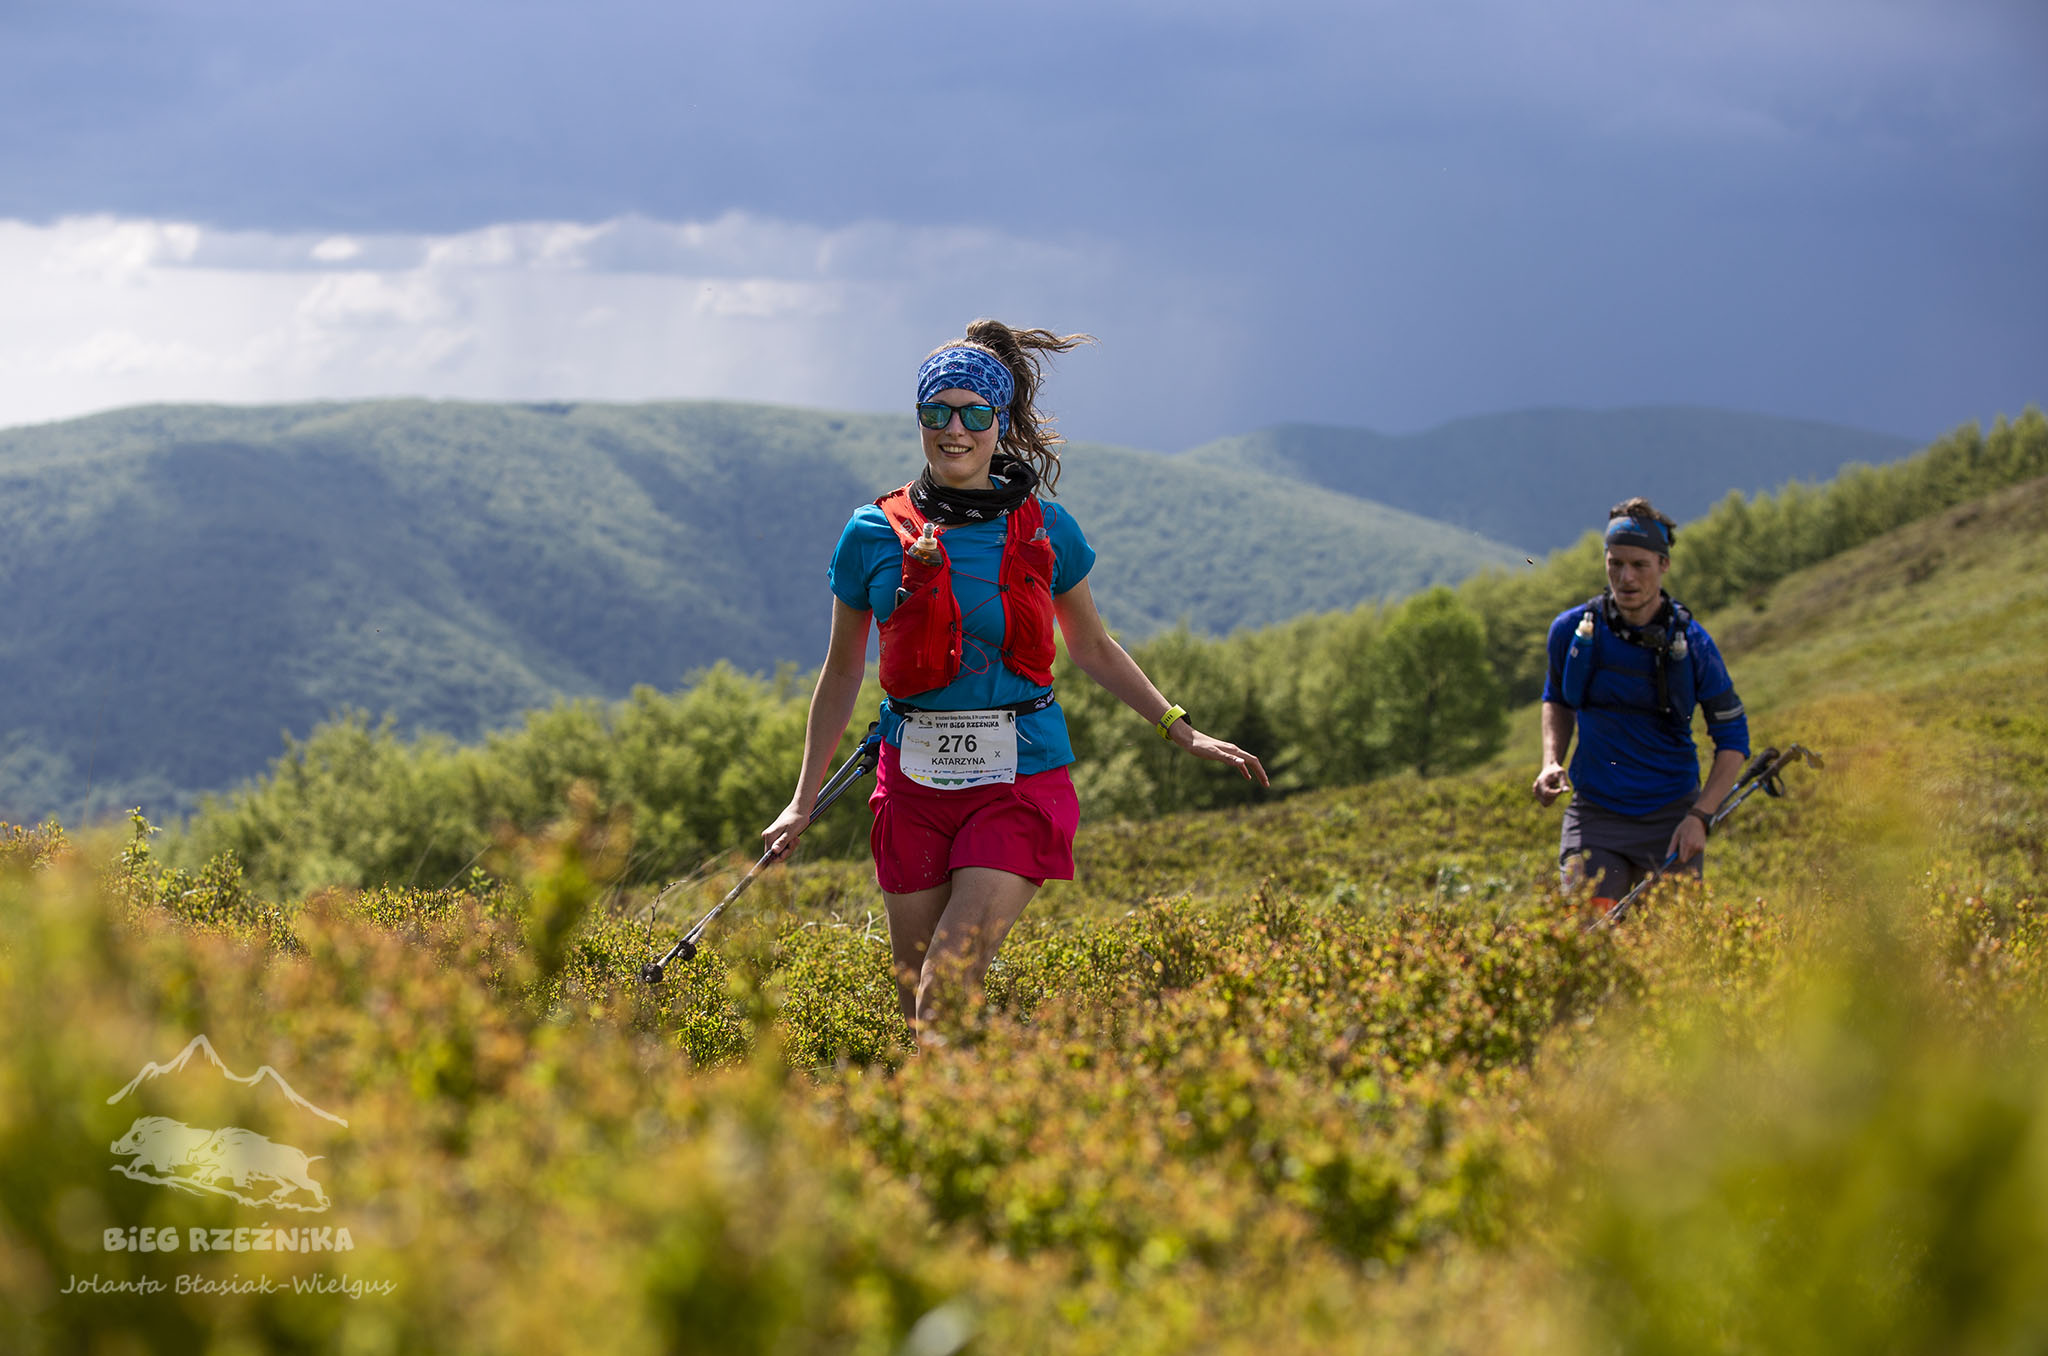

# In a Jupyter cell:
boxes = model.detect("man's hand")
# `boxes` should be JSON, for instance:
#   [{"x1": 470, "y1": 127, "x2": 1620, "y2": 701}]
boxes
[
  {"x1": 1532, "y1": 762, "x2": 1570, "y2": 806},
  {"x1": 1666, "y1": 810, "x2": 1709, "y2": 865}
]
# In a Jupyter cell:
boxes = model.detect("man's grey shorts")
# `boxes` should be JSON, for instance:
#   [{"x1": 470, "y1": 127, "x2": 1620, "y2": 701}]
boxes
[{"x1": 1559, "y1": 793, "x2": 1703, "y2": 900}]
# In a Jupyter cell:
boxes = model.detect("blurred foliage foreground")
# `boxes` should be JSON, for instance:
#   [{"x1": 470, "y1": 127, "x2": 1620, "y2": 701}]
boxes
[
  {"x1": 6, "y1": 477, "x2": 2048, "y2": 1353},
  {"x1": 4, "y1": 672, "x2": 2045, "y2": 1356}
]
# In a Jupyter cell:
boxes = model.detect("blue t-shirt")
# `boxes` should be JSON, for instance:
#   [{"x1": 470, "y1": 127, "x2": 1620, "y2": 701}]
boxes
[
  {"x1": 828, "y1": 494, "x2": 1095, "y2": 776},
  {"x1": 1541, "y1": 599, "x2": 1750, "y2": 816}
]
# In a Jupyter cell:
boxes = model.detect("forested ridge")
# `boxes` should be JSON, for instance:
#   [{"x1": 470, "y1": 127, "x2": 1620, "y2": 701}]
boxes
[
  {"x1": 2, "y1": 399, "x2": 1930, "y2": 824},
  {"x1": 1180, "y1": 405, "x2": 1917, "y2": 552},
  {"x1": 0, "y1": 399, "x2": 1519, "y2": 823}
]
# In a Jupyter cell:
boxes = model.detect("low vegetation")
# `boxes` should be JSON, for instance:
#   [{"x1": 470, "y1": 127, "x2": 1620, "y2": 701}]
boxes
[{"x1": 5, "y1": 470, "x2": 2045, "y2": 1352}]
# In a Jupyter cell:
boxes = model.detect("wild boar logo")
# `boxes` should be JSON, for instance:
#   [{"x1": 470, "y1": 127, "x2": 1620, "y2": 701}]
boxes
[{"x1": 107, "y1": 1035, "x2": 344, "y2": 1213}]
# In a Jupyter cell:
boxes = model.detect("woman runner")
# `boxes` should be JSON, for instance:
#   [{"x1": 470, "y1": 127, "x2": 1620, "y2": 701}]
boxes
[{"x1": 762, "y1": 320, "x2": 1268, "y2": 1042}]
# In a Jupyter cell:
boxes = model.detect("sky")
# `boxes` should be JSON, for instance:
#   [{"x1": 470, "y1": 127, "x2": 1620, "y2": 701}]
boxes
[{"x1": 1, "y1": 0, "x2": 2042, "y2": 451}]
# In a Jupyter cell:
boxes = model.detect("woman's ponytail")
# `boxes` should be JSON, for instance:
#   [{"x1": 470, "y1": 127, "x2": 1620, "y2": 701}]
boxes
[{"x1": 944, "y1": 319, "x2": 1094, "y2": 495}]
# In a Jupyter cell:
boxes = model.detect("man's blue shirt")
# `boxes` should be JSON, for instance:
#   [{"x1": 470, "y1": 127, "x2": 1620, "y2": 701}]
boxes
[
  {"x1": 1542, "y1": 598, "x2": 1750, "y2": 815},
  {"x1": 828, "y1": 495, "x2": 1095, "y2": 776}
]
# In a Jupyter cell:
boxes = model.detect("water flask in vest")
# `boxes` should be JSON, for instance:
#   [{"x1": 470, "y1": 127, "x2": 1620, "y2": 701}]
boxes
[{"x1": 1563, "y1": 609, "x2": 1596, "y2": 707}]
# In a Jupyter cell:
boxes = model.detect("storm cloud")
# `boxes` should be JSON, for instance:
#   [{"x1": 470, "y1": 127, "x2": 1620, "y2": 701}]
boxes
[{"x1": 2, "y1": 0, "x2": 2040, "y2": 444}]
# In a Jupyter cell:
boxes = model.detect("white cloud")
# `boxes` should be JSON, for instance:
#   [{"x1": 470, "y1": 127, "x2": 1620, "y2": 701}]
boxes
[
  {"x1": 692, "y1": 279, "x2": 842, "y2": 320},
  {"x1": 309, "y1": 236, "x2": 362, "y2": 263},
  {"x1": 296, "y1": 271, "x2": 450, "y2": 328},
  {"x1": 49, "y1": 330, "x2": 222, "y2": 377},
  {"x1": 40, "y1": 218, "x2": 202, "y2": 281},
  {"x1": 0, "y1": 213, "x2": 1176, "y2": 432}
]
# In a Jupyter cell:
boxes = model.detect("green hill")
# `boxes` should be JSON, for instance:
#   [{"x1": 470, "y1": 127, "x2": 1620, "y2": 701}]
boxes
[
  {"x1": 1181, "y1": 406, "x2": 1918, "y2": 553},
  {"x1": 0, "y1": 399, "x2": 1520, "y2": 822}
]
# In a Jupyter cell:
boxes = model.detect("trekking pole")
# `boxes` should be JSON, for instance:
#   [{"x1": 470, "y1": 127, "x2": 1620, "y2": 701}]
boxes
[
  {"x1": 638, "y1": 725, "x2": 882, "y2": 984},
  {"x1": 1588, "y1": 744, "x2": 1824, "y2": 932}
]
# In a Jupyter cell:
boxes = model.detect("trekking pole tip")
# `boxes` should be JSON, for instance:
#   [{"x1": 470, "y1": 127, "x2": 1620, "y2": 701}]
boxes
[{"x1": 638, "y1": 939, "x2": 697, "y2": 984}]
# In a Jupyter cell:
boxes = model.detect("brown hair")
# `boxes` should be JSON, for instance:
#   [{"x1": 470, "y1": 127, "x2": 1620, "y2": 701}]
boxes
[
  {"x1": 1608, "y1": 495, "x2": 1678, "y2": 544},
  {"x1": 930, "y1": 319, "x2": 1094, "y2": 495}
]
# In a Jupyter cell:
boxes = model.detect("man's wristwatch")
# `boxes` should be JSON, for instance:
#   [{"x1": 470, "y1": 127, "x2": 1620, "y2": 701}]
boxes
[{"x1": 1687, "y1": 807, "x2": 1713, "y2": 834}]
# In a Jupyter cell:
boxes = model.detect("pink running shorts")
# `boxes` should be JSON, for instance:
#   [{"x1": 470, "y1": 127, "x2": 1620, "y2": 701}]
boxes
[{"x1": 867, "y1": 741, "x2": 1081, "y2": 893}]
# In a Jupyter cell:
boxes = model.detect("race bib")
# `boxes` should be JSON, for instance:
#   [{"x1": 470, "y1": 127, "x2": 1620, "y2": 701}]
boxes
[{"x1": 898, "y1": 710, "x2": 1019, "y2": 789}]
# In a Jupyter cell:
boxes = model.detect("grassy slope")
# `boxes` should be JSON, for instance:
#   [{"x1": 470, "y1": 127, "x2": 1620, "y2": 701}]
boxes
[
  {"x1": 1182, "y1": 406, "x2": 1918, "y2": 554},
  {"x1": 1486, "y1": 471, "x2": 2048, "y2": 776},
  {"x1": 558, "y1": 476, "x2": 2046, "y2": 1014},
  {"x1": 1711, "y1": 474, "x2": 2048, "y2": 708},
  {"x1": 0, "y1": 399, "x2": 1516, "y2": 822},
  {"x1": 493, "y1": 472, "x2": 2046, "y2": 938},
  {"x1": 999, "y1": 473, "x2": 2026, "y2": 922}
]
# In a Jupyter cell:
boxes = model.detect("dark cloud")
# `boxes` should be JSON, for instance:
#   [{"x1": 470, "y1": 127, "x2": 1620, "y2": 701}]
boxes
[{"x1": 1, "y1": 0, "x2": 2041, "y2": 443}]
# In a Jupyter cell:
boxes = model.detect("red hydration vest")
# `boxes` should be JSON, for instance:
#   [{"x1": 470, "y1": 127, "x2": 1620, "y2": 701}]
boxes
[{"x1": 874, "y1": 484, "x2": 1058, "y2": 699}]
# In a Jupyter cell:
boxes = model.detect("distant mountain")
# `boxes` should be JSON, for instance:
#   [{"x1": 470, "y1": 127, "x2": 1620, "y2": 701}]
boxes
[
  {"x1": 0, "y1": 399, "x2": 1520, "y2": 821},
  {"x1": 1179, "y1": 407, "x2": 1919, "y2": 554}
]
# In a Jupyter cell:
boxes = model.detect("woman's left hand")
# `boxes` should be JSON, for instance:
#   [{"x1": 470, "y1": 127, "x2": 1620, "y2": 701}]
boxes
[
  {"x1": 1172, "y1": 723, "x2": 1270, "y2": 787},
  {"x1": 1050, "y1": 582, "x2": 1270, "y2": 789}
]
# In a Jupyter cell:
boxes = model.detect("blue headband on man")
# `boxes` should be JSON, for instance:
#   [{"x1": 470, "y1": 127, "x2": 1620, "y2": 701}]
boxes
[
  {"x1": 1605, "y1": 516, "x2": 1673, "y2": 554},
  {"x1": 918, "y1": 345, "x2": 1014, "y2": 436}
]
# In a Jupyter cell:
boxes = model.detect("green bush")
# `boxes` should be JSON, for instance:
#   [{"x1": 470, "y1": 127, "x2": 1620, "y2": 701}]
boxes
[
  {"x1": 1370, "y1": 588, "x2": 1506, "y2": 776},
  {"x1": 178, "y1": 663, "x2": 871, "y2": 897}
]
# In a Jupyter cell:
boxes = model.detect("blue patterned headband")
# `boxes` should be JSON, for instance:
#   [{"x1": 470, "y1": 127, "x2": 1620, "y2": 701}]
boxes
[
  {"x1": 917, "y1": 345, "x2": 1015, "y2": 436},
  {"x1": 1605, "y1": 516, "x2": 1672, "y2": 554}
]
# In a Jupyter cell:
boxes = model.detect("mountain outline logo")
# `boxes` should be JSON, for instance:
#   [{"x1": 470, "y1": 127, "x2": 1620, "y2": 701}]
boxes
[{"x1": 106, "y1": 1035, "x2": 344, "y2": 1214}]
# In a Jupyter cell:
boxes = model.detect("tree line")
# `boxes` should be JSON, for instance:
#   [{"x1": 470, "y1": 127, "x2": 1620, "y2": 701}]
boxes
[{"x1": 175, "y1": 409, "x2": 2044, "y2": 895}]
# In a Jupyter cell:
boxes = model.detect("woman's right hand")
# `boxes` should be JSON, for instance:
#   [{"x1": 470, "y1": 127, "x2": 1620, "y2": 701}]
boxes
[{"x1": 761, "y1": 802, "x2": 809, "y2": 861}]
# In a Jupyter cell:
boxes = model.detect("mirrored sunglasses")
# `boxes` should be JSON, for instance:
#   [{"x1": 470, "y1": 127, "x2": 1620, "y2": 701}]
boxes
[{"x1": 916, "y1": 401, "x2": 998, "y2": 433}]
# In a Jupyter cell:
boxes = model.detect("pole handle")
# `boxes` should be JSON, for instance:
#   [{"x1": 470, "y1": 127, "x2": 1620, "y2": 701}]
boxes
[{"x1": 1586, "y1": 740, "x2": 1823, "y2": 932}]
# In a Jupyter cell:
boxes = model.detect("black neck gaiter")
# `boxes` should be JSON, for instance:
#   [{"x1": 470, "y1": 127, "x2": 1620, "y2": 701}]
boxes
[
  {"x1": 1602, "y1": 590, "x2": 1674, "y2": 648},
  {"x1": 909, "y1": 454, "x2": 1039, "y2": 525}
]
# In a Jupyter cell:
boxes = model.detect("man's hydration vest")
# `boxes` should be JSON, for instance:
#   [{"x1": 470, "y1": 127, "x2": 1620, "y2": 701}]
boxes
[
  {"x1": 1560, "y1": 593, "x2": 1697, "y2": 727},
  {"x1": 873, "y1": 485, "x2": 1058, "y2": 699}
]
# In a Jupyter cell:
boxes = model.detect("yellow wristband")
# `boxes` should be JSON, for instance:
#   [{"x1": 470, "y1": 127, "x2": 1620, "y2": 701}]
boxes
[{"x1": 1155, "y1": 704, "x2": 1189, "y2": 740}]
